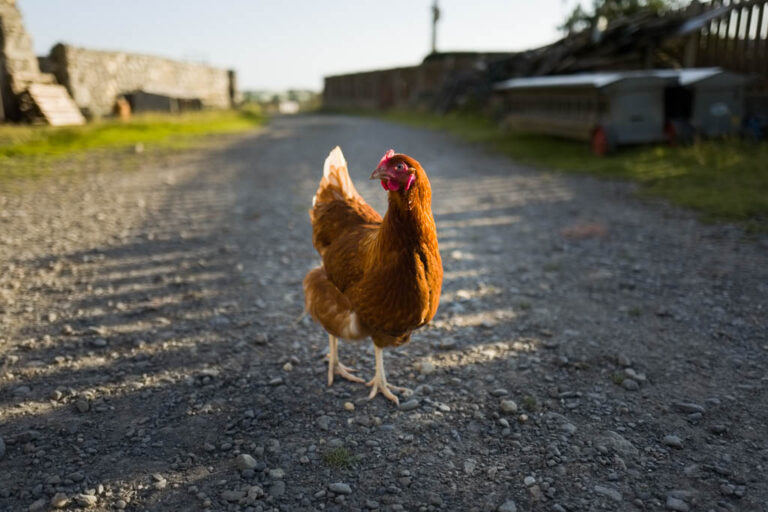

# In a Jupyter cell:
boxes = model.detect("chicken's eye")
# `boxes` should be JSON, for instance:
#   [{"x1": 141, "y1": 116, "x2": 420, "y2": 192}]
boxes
[{"x1": 395, "y1": 163, "x2": 405, "y2": 171}]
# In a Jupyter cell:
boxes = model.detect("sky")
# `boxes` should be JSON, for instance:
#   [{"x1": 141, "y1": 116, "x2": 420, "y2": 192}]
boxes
[{"x1": 20, "y1": 0, "x2": 581, "y2": 92}]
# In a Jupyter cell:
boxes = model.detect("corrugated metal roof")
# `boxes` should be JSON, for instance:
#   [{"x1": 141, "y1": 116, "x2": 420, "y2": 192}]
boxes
[
  {"x1": 493, "y1": 68, "x2": 745, "y2": 91},
  {"x1": 493, "y1": 71, "x2": 672, "y2": 91},
  {"x1": 653, "y1": 67, "x2": 747, "y2": 86}
]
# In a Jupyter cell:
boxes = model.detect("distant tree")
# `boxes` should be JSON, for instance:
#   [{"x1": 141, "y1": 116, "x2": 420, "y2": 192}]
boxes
[{"x1": 559, "y1": 0, "x2": 681, "y2": 34}]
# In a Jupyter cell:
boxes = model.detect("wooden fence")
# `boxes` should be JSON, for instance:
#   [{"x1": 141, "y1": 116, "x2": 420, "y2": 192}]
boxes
[{"x1": 695, "y1": 0, "x2": 768, "y2": 76}]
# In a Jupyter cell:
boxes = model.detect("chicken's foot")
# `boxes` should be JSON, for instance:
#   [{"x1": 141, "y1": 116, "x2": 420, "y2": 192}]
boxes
[
  {"x1": 327, "y1": 334, "x2": 364, "y2": 386},
  {"x1": 366, "y1": 345, "x2": 408, "y2": 405}
]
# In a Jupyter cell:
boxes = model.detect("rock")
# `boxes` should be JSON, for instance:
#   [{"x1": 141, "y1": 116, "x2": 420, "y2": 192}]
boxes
[
  {"x1": 51, "y1": 493, "x2": 69, "y2": 508},
  {"x1": 663, "y1": 435, "x2": 683, "y2": 449},
  {"x1": 28, "y1": 498, "x2": 47, "y2": 512},
  {"x1": 269, "y1": 481, "x2": 285, "y2": 497},
  {"x1": 329, "y1": 482, "x2": 352, "y2": 495},
  {"x1": 500, "y1": 400, "x2": 518, "y2": 414},
  {"x1": 523, "y1": 476, "x2": 536, "y2": 486},
  {"x1": 268, "y1": 468, "x2": 285, "y2": 479},
  {"x1": 344, "y1": 402, "x2": 355, "y2": 411},
  {"x1": 498, "y1": 499, "x2": 517, "y2": 512},
  {"x1": 253, "y1": 333, "x2": 269, "y2": 345},
  {"x1": 437, "y1": 338, "x2": 456, "y2": 350},
  {"x1": 617, "y1": 353, "x2": 632, "y2": 367},
  {"x1": 317, "y1": 415, "x2": 331, "y2": 430},
  {"x1": 399, "y1": 399, "x2": 420, "y2": 411},
  {"x1": 0, "y1": 435, "x2": 5, "y2": 459},
  {"x1": 673, "y1": 401, "x2": 704, "y2": 414},
  {"x1": 75, "y1": 399, "x2": 90, "y2": 413},
  {"x1": 67, "y1": 471, "x2": 85, "y2": 482},
  {"x1": 221, "y1": 490, "x2": 245, "y2": 502},
  {"x1": 235, "y1": 454, "x2": 259, "y2": 470},
  {"x1": 594, "y1": 485, "x2": 622, "y2": 502},
  {"x1": 597, "y1": 431, "x2": 638, "y2": 457},
  {"x1": 90, "y1": 338, "x2": 107, "y2": 348},
  {"x1": 418, "y1": 361, "x2": 435, "y2": 375},
  {"x1": 247, "y1": 485, "x2": 264, "y2": 500},
  {"x1": 561, "y1": 422, "x2": 577, "y2": 435},
  {"x1": 622, "y1": 378, "x2": 640, "y2": 391},
  {"x1": 115, "y1": 499, "x2": 127, "y2": 509},
  {"x1": 490, "y1": 388, "x2": 508, "y2": 397},
  {"x1": 427, "y1": 493, "x2": 443, "y2": 506},
  {"x1": 666, "y1": 496, "x2": 690, "y2": 511},
  {"x1": 710, "y1": 424, "x2": 728, "y2": 434},
  {"x1": 74, "y1": 494, "x2": 98, "y2": 507}
]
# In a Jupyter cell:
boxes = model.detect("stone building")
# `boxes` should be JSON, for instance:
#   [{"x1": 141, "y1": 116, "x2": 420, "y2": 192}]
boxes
[
  {"x1": 1, "y1": 0, "x2": 238, "y2": 123},
  {"x1": 43, "y1": 44, "x2": 237, "y2": 118}
]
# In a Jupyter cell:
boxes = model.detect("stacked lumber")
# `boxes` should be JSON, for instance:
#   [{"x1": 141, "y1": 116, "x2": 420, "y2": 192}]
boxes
[{"x1": 19, "y1": 83, "x2": 85, "y2": 126}]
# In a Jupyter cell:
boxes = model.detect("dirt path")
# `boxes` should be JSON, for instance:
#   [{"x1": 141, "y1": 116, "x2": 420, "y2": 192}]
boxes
[{"x1": 1, "y1": 115, "x2": 766, "y2": 512}]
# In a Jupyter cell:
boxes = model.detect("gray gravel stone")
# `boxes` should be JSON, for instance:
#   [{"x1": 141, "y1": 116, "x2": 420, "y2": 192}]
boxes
[
  {"x1": 235, "y1": 454, "x2": 258, "y2": 470},
  {"x1": 28, "y1": 498, "x2": 47, "y2": 512},
  {"x1": 673, "y1": 401, "x2": 705, "y2": 414},
  {"x1": 269, "y1": 481, "x2": 286, "y2": 497},
  {"x1": 74, "y1": 494, "x2": 97, "y2": 507},
  {"x1": 221, "y1": 490, "x2": 245, "y2": 502},
  {"x1": 399, "y1": 399, "x2": 420, "y2": 411},
  {"x1": 317, "y1": 415, "x2": 331, "y2": 430},
  {"x1": 0, "y1": 435, "x2": 5, "y2": 459},
  {"x1": 329, "y1": 482, "x2": 352, "y2": 495},
  {"x1": 663, "y1": 435, "x2": 683, "y2": 449},
  {"x1": 497, "y1": 499, "x2": 517, "y2": 512},
  {"x1": 594, "y1": 485, "x2": 622, "y2": 502},
  {"x1": 75, "y1": 399, "x2": 90, "y2": 413},
  {"x1": 622, "y1": 378, "x2": 640, "y2": 390},
  {"x1": 666, "y1": 496, "x2": 690, "y2": 511},
  {"x1": 500, "y1": 400, "x2": 518, "y2": 413}
]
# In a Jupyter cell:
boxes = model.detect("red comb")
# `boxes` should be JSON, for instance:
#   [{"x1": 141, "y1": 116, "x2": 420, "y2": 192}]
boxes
[{"x1": 378, "y1": 149, "x2": 395, "y2": 167}]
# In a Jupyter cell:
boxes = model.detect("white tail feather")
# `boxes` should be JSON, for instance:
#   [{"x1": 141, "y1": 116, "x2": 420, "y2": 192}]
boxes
[
  {"x1": 324, "y1": 146, "x2": 347, "y2": 179},
  {"x1": 312, "y1": 146, "x2": 360, "y2": 207}
]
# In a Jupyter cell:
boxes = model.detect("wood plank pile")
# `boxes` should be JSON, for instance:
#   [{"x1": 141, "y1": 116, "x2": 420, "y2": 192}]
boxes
[{"x1": 18, "y1": 83, "x2": 85, "y2": 126}]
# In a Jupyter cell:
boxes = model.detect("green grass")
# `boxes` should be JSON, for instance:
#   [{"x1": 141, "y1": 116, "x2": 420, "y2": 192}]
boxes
[
  {"x1": 322, "y1": 446, "x2": 359, "y2": 470},
  {"x1": 0, "y1": 109, "x2": 265, "y2": 183},
  {"x1": 373, "y1": 110, "x2": 768, "y2": 229}
]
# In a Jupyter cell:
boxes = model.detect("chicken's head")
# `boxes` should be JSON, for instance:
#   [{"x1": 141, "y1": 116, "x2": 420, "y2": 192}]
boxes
[{"x1": 370, "y1": 149, "x2": 417, "y2": 192}]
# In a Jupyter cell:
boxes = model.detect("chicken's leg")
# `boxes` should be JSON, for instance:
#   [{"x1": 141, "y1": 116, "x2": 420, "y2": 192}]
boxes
[
  {"x1": 366, "y1": 345, "x2": 409, "y2": 405},
  {"x1": 327, "y1": 334, "x2": 365, "y2": 386}
]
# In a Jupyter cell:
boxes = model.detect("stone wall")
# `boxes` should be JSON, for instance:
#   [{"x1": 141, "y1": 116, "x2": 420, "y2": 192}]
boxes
[
  {"x1": 48, "y1": 44, "x2": 235, "y2": 118},
  {"x1": 323, "y1": 52, "x2": 511, "y2": 111},
  {"x1": 0, "y1": 0, "x2": 48, "y2": 120}
]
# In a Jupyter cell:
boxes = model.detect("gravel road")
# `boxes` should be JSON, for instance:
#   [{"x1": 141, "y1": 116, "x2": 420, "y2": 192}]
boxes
[{"x1": 1, "y1": 115, "x2": 767, "y2": 512}]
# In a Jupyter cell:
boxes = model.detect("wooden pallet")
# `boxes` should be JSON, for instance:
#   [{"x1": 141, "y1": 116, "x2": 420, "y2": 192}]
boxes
[{"x1": 20, "y1": 83, "x2": 85, "y2": 126}]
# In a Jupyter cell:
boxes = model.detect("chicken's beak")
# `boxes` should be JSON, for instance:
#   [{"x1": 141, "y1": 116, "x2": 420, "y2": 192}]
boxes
[{"x1": 370, "y1": 167, "x2": 391, "y2": 180}]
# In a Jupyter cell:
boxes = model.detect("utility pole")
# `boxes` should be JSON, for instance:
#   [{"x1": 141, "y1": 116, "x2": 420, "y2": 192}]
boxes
[{"x1": 431, "y1": 0, "x2": 440, "y2": 54}]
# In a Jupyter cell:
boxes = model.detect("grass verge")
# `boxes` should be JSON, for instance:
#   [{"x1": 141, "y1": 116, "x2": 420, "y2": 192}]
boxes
[
  {"x1": 374, "y1": 110, "x2": 768, "y2": 230},
  {"x1": 0, "y1": 109, "x2": 265, "y2": 183}
]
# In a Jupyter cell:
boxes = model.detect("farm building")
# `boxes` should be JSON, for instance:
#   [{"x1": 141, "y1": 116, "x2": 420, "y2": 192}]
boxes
[
  {"x1": 493, "y1": 68, "x2": 748, "y2": 153},
  {"x1": 324, "y1": 0, "x2": 768, "y2": 126}
]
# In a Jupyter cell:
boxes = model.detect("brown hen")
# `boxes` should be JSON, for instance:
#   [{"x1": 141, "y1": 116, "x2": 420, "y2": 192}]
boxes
[{"x1": 303, "y1": 147, "x2": 442, "y2": 404}]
